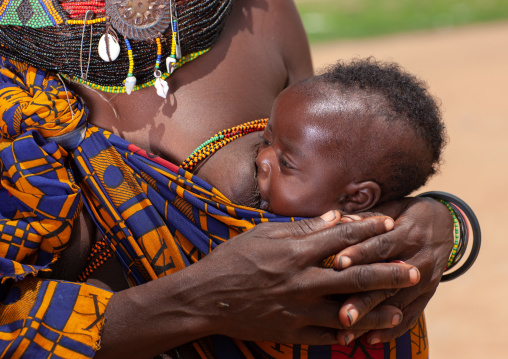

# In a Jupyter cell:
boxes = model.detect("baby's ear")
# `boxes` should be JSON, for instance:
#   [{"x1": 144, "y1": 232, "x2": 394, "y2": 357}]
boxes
[{"x1": 341, "y1": 181, "x2": 381, "y2": 214}]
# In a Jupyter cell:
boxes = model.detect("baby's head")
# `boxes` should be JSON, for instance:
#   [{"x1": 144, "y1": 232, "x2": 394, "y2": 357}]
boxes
[{"x1": 256, "y1": 57, "x2": 446, "y2": 217}]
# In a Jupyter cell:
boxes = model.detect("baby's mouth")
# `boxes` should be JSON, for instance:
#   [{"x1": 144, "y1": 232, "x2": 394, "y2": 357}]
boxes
[
  {"x1": 242, "y1": 141, "x2": 262, "y2": 209},
  {"x1": 259, "y1": 198, "x2": 270, "y2": 211},
  {"x1": 254, "y1": 146, "x2": 270, "y2": 211}
]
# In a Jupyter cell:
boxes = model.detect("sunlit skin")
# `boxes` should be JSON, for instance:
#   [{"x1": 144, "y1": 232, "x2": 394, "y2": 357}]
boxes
[
  {"x1": 255, "y1": 82, "x2": 432, "y2": 217},
  {"x1": 196, "y1": 80, "x2": 431, "y2": 219},
  {"x1": 196, "y1": 85, "x2": 378, "y2": 216},
  {"x1": 256, "y1": 89, "x2": 355, "y2": 216}
]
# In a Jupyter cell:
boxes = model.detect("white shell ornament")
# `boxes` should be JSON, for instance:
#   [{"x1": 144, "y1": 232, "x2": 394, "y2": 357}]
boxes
[
  {"x1": 166, "y1": 56, "x2": 176, "y2": 74},
  {"x1": 124, "y1": 76, "x2": 137, "y2": 94},
  {"x1": 154, "y1": 77, "x2": 169, "y2": 99},
  {"x1": 98, "y1": 34, "x2": 121, "y2": 62}
]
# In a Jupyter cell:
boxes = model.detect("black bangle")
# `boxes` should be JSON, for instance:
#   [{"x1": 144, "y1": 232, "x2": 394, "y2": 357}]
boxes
[{"x1": 417, "y1": 191, "x2": 481, "y2": 282}]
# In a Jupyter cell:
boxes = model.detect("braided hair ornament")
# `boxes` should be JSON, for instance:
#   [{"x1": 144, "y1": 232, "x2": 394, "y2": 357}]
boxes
[{"x1": 0, "y1": 0, "x2": 233, "y2": 96}]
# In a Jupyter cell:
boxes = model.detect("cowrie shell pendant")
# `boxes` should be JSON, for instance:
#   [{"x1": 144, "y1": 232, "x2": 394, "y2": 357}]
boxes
[
  {"x1": 98, "y1": 34, "x2": 121, "y2": 62},
  {"x1": 154, "y1": 70, "x2": 168, "y2": 98}
]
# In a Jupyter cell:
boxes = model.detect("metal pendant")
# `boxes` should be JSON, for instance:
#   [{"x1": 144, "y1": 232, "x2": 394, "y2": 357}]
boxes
[
  {"x1": 175, "y1": 44, "x2": 181, "y2": 59},
  {"x1": 105, "y1": 0, "x2": 171, "y2": 40}
]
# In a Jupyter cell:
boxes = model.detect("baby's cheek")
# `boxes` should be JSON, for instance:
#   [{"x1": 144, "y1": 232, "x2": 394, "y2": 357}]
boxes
[{"x1": 271, "y1": 186, "x2": 311, "y2": 216}]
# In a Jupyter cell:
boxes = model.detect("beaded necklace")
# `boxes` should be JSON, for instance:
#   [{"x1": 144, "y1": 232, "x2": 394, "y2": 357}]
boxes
[
  {"x1": 0, "y1": 0, "x2": 233, "y2": 94},
  {"x1": 181, "y1": 118, "x2": 268, "y2": 171},
  {"x1": 61, "y1": 48, "x2": 208, "y2": 94},
  {"x1": 78, "y1": 118, "x2": 268, "y2": 282}
]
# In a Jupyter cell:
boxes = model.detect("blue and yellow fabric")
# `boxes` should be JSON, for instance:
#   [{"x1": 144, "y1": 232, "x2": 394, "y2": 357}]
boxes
[{"x1": 0, "y1": 58, "x2": 429, "y2": 359}]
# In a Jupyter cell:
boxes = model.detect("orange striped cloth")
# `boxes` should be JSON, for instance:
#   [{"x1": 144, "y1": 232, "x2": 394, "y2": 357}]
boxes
[{"x1": 0, "y1": 58, "x2": 428, "y2": 359}]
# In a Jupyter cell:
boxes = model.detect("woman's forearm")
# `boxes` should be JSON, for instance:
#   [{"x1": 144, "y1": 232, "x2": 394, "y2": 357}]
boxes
[{"x1": 96, "y1": 261, "x2": 217, "y2": 358}]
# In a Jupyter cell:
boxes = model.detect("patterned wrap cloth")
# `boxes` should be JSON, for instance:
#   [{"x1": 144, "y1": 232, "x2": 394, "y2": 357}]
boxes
[{"x1": 0, "y1": 58, "x2": 429, "y2": 359}]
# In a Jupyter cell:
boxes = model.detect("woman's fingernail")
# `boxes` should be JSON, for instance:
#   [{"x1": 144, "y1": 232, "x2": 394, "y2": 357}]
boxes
[
  {"x1": 321, "y1": 210, "x2": 336, "y2": 222},
  {"x1": 390, "y1": 260, "x2": 405, "y2": 264},
  {"x1": 338, "y1": 256, "x2": 352, "y2": 269},
  {"x1": 384, "y1": 218, "x2": 394, "y2": 230},
  {"x1": 343, "y1": 214, "x2": 361, "y2": 221},
  {"x1": 392, "y1": 313, "x2": 403, "y2": 326},
  {"x1": 344, "y1": 333, "x2": 355, "y2": 346},
  {"x1": 347, "y1": 308, "x2": 359, "y2": 326},
  {"x1": 370, "y1": 337, "x2": 381, "y2": 345},
  {"x1": 409, "y1": 267, "x2": 420, "y2": 283}
]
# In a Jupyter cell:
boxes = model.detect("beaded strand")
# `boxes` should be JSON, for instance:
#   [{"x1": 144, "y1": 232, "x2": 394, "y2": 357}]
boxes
[
  {"x1": 438, "y1": 199, "x2": 460, "y2": 270},
  {"x1": 123, "y1": 38, "x2": 138, "y2": 93},
  {"x1": 171, "y1": 18, "x2": 178, "y2": 58},
  {"x1": 166, "y1": 3, "x2": 178, "y2": 73},
  {"x1": 153, "y1": 36, "x2": 169, "y2": 97},
  {"x1": 181, "y1": 118, "x2": 268, "y2": 171},
  {"x1": 61, "y1": 48, "x2": 209, "y2": 93},
  {"x1": 418, "y1": 191, "x2": 481, "y2": 282},
  {"x1": 125, "y1": 39, "x2": 134, "y2": 77},
  {"x1": 67, "y1": 17, "x2": 107, "y2": 25},
  {"x1": 77, "y1": 237, "x2": 113, "y2": 282},
  {"x1": 155, "y1": 37, "x2": 162, "y2": 71},
  {"x1": 62, "y1": 1, "x2": 105, "y2": 18}
]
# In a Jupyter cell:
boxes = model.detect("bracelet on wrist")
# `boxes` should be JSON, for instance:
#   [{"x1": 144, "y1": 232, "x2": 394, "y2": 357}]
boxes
[
  {"x1": 417, "y1": 191, "x2": 481, "y2": 282},
  {"x1": 437, "y1": 199, "x2": 460, "y2": 270}
]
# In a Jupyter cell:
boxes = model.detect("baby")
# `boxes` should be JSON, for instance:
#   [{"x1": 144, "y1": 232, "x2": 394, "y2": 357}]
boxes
[{"x1": 194, "y1": 57, "x2": 446, "y2": 217}]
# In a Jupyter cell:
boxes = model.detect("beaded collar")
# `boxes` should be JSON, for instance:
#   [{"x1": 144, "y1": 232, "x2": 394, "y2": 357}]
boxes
[
  {"x1": 181, "y1": 118, "x2": 268, "y2": 171},
  {"x1": 0, "y1": 0, "x2": 233, "y2": 96}
]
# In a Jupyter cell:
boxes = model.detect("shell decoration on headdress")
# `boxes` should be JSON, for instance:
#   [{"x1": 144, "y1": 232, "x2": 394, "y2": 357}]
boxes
[{"x1": 0, "y1": 0, "x2": 234, "y2": 95}]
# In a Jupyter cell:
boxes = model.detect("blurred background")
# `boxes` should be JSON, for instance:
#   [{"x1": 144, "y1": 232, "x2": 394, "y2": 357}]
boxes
[{"x1": 294, "y1": 1, "x2": 508, "y2": 358}]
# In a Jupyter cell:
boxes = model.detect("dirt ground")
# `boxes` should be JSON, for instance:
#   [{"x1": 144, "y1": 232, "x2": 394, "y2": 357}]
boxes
[{"x1": 310, "y1": 20, "x2": 508, "y2": 358}]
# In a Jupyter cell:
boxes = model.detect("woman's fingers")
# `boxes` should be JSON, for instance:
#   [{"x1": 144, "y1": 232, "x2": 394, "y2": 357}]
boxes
[
  {"x1": 334, "y1": 197, "x2": 453, "y2": 270},
  {"x1": 335, "y1": 303, "x2": 404, "y2": 346},
  {"x1": 254, "y1": 210, "x2": 343, "y2": 239},
  {"x1": 306, "y1": 262, "x2": 419, "y2": 297},
  {"x1": 307, "y1": 216, "x2": 395, "y2": 262},
  {"x1": 333, "y1": 230, "x2": 401, "y2": 269},
  {"x1": 338, "y1": 289, "x2": 400, "y2": 327},
  {"x1": 362, "y1": 293, "x2": 433, "y2": 345}
]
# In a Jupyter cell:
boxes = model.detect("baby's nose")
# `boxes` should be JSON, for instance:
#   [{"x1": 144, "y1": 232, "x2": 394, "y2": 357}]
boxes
[{"x1": 255, "y1": 148, "x2": 272, "y2": 178}]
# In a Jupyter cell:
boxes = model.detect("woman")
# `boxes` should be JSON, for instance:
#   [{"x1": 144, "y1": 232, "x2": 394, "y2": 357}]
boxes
[{"x1": 0, "y1": 0, "x2": 463, "y2": 357}]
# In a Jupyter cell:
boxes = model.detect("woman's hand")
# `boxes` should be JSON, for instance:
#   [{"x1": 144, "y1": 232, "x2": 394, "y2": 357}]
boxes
[
  {"x1": 332, "y1": 197, "x2": 453, "y2": 345},
  {"x1": 198, "y1": 212, "x2": 420, "y2": 344},
  {"x1": 97, "y1": 212, "x2": 420, "y2": 358}
]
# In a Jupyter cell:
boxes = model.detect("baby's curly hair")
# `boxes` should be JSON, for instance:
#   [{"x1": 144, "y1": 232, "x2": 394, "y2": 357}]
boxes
[{"x1": 314, "y1": 57, "x2": 447, "y2": 201}]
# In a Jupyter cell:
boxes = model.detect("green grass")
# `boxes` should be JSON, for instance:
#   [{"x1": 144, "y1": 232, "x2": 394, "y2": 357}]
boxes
[{"x1": 296, "y1": 0, "x2": 508, "y2": 43}]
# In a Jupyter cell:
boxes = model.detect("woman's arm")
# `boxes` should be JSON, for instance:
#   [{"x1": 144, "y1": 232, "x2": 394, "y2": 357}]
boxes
[
  {"x1": 95, "y1": 213, "x2": 420, "y2": 358},
  {"x1": 273, "y1": 0, "x2": 314, "y2": 85}
]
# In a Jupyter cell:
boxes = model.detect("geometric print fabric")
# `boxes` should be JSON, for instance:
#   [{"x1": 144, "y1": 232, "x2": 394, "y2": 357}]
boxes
[{"x1": 0, "y1": 58, "x2": 429, "y2": 359}]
